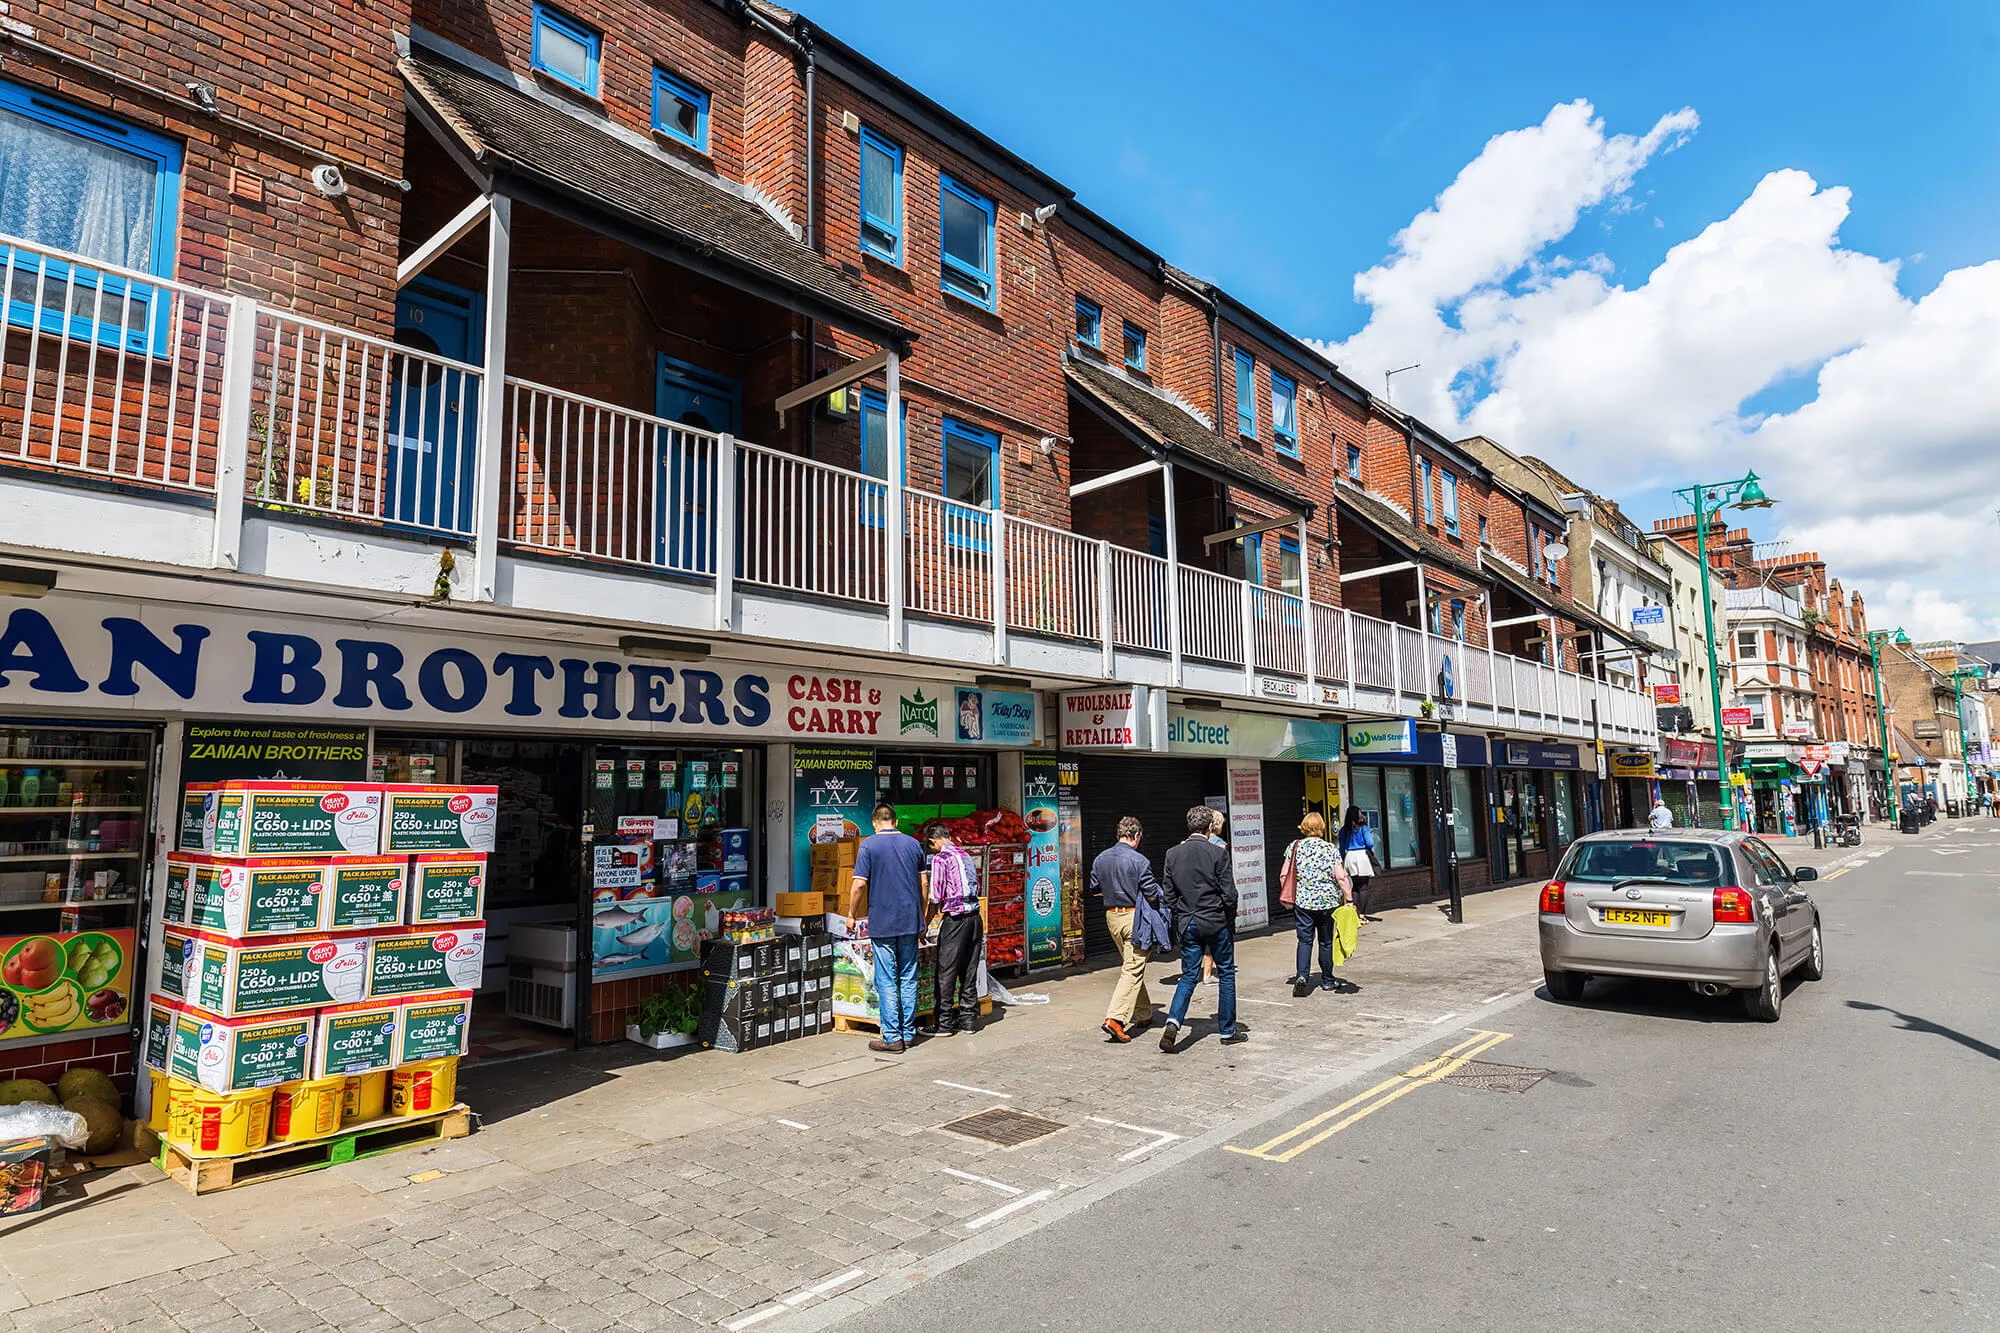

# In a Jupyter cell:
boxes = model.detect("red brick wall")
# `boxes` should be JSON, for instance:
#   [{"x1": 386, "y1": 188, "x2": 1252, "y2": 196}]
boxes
[
  {"x1": 0, "y1": 1033, "x2": 133, "y2": 1098},
  {"x1": 1158, "y1": 288, "x2": 1216, "y2": 422}
]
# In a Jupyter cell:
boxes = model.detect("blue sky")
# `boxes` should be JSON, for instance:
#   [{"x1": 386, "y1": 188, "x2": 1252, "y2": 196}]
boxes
[{"x1": 804, "y1": 1, "x2": 2000, "y2": 639}]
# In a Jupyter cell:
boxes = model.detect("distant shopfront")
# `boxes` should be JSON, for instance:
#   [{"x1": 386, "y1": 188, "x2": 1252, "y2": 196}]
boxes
[
  {"x1": 1490, "y1": 740, "x2": 1584, "y2": 884},
  {"x1": 1343, "y1": 722, "x2": 1490, "y2": 909},
  {"x1": 1659, "y1": 737, "x2": 1724, "y2": 829}
]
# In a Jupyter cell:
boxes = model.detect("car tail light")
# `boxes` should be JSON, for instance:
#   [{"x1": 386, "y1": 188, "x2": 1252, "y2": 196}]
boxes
[
  {"x1": 1713, "y1": 886, "x2": 1754, "y2": 923},
  {"x1": 1539, "y1": 880, "x2": 1566, "y2": 914}
]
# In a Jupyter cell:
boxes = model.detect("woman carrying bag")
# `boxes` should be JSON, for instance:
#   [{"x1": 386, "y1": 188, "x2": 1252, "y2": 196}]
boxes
[
  {"x1": 1339, "y1": 805, "x2": 1381, "y2": 921},
  {"x1": 1281, "y1": 813, "x2": 1355, "y2": 998}
]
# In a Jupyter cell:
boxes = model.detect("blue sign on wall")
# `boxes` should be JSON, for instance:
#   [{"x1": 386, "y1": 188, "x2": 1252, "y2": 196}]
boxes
[{"x1": 1632, "y1": 606, "x2": 1667, "y2": 627}]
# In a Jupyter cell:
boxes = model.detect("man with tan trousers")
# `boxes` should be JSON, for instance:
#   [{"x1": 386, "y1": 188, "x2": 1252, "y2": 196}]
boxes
[{"x1": 1093, "y1": 816, "x2": 1166, "y2": 1042}]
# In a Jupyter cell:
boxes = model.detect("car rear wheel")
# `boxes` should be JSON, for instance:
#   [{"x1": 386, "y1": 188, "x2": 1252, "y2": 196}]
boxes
[
  {"x1": 1544, "y1": 969, "x2": 1588, "y2": 1002},
  {"x1": 1741, "y1": 947, "x2": 1783, "y2": 1022},
  {"x1": 1799, "y1": 918, "x2": 1825, "y2": 981}
]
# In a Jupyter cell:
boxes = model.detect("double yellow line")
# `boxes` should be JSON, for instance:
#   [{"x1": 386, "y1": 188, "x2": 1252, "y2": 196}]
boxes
[{"x1": 1223, "y1": 1029, "x2": 1513, "y2": 1164}]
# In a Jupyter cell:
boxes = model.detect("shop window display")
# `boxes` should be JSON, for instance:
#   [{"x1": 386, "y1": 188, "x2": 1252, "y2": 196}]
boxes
[
  {"x1": 1448, "y1": 768, "x2": 1482, "y2": 860},
  {"x1": 875, "y1": 751, "x2": 991, "y2": 830},
  {"x1": 1349, "y1": 766, "x2": 1427, "y2": 869}
]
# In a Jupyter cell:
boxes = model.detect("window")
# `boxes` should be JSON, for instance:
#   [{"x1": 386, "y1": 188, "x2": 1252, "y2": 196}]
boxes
[
  {"x1": 1744, "y1": 694, "x2": 1768, "y2": 729},
  {"x1": 857, "y1": 388, "x2": 906, "y2": 529},
  {"x1": 1451, "y1": 599, "x2": 1466, "y2": 641},
  {"x1": 1420, "y1": 459, "x2": 1434, "y2": 524},
  {"x1": 1428, "y1": 598, "x2": 1443, "y2": 636},
  {"x1": 651, "y1": 68, "x2": 709, "y2": 150},
  {"x1": 858, "y1": 127, "x2": 904, "y2": 263},
  {"x1": 1530, "y1": 528, "x2": 1544, "y2": 577},
  {"x1": 1277, "y1": 537, "x2": 1302, "y2": 599},
  {"x1": 1441, "y1": 471, "x2": 1459, "y2": 536},
  {"x1": 938, "y1": 175, "x2": 996, "y2": 309},
  {"x1": 1478, "y1": 515, "x2": 1489, "y2": 545},
  {"x1": 1234, "y1": 348, "x2": 1256, "y2": 436},
  {"x1": 1270, "y1": 370, "x2": 1298, "y2": 456},
  {"x1": 1241, "y1": 531, "x2": 1263, "y2": 586},
  {"x1": 1448, "y1": 768, "x2": 1482, "y2": 859},
  {"x1": 941, "y1": 417, "x2": 998, "y2": 509},
  {"x1": 1350, "y1": 766, "x2": 1425, "y2": 869},
  {"x1": 0, "y1": 79, "x2": 183, "y2": 352},
  {"x1": 531, "y1": 3, "x2": 600, "y2": 94},
  {"x1": 1737, "y1": 630, "x2": 1759, "y2": 659},
  {"x1": 1346, "y1": 444, "x2": 1361, "y2": 479},
  {"x1": 1073, "y1": 295, "x2": 1101, "y2": 348},
  {"x1": 1122, "y1": 321, "x2": 1146, "y2": 371}
]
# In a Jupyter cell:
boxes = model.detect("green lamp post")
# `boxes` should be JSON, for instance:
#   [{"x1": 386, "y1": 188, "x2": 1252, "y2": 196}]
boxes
[
  {"x1": 1948, "y1": 663, "x2": 1987, "y2": 813},
  {"x1": 1671, "y1": 471, "x2": 1774, "y2": 830},
  {"x1": 1867, "y1": 627, "x2": 1910, "y2": 816}
]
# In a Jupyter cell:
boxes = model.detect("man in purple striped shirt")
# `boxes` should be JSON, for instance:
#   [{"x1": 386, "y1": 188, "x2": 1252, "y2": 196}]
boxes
[{"x1": 922, "y1": 823, "x2": 984, "y2": 1036}]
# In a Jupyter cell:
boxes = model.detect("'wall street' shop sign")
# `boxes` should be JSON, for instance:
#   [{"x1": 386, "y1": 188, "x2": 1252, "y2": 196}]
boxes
[{"x1": 0, "y1": 595, "x2": 1037, "y2": 745}]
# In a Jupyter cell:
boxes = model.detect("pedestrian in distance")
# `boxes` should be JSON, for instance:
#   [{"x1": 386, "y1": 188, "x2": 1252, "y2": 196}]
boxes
[
  {"x1": 1650, "y1": 797, "x2": 1674, "y2": 831},
  {"x1": 1201, "y1": 808, "x2": 1225, "y2": 983},
  {"x1": 851, "y1": 803, "x2": 926, "y2": 1054},
  {"x1": 1092, "y1": 816, "x2": 1167, "y2": 1043},
  {"x1": 1160, "y1": 805, "x2": 1245, "y2": 1051},
  {"x1": 1282, "y1": 812, "x2": 1356, "y2": 998},
  {"x1": 1339, "y1": 805, "x2": 1382, "y2": 922},
  {"x1": 921, "y1": 822, "x2": 983, "y2": 1037}
]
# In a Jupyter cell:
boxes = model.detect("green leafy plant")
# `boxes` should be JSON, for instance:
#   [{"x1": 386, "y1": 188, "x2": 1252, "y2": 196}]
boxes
[{"x1": 636, "y1": 987, "x2": 699, "y2": 1040}]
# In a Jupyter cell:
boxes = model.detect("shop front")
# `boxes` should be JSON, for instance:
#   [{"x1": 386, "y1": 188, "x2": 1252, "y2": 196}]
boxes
[
  {"x1": 1491, "y1": 740, "x2": 1583, "y2": 883},
  {"x1": 1343, "y1": 722, "x2": 1490, "y2": 910},
  {"x1": 1658, "y1": 738, "x2": 1724, "y2": 829},
  {"x1": 1743, "y1": 743, "x2": 1803, "y2": 836},
  {"x1": 1607, "y1": 750, "x2": 1658, "y2": 830}
]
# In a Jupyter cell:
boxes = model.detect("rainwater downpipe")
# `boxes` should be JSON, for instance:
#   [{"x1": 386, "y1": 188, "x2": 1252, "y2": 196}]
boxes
[{"x1": 742, "y1": 5, "x2": 822, "y2": 453}]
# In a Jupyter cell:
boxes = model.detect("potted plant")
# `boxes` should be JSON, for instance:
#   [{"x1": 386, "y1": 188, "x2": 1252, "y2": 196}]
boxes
[{"x1": 627, "y1": 988, "x2": 698, "y2": 1050}]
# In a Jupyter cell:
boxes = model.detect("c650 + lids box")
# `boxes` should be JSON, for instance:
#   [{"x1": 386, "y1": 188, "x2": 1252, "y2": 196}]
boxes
[
  {"x1": 324, "y1": 857, "x2": 409, "y2": 931},
  {"x1": 169, "y1": 1008, "x2": 314, "y2": 1093},
  {"x1": 206, "y1": 782, "x2": 384, "y2": 856},
  {"x1": 367, "y1": 924, "x2": 486, "y2": 999},
  {"x1": 312, "y1": 999, "x2": 402, "y2": 1078},
  {"x1": 397, "y1": 990, "x2": 474, "y2": 1063},
  {"x1": 181, "y1": 928, "x2": 372, "y2": 1017},
  {"x1": 407, "y1": 854, "x2": 486, "y2": 925},
  {"x1": 381, "y1": 784, "x2": 499, "y2": 853},
  {"x1": 185, "y1": 856, "x2": 329, "y2": 938}
]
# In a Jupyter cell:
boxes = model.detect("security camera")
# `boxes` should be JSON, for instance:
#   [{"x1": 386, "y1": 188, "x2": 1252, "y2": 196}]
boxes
[
  {"x1": 311, "y1": 164, "x2": 348, "y2": 198},
  {"x1": 1033, "y1": 202, "x2": 1059, "y2": 225}
]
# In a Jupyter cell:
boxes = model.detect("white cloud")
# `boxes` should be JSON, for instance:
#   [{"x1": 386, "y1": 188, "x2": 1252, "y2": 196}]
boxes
[{"x1": 1315, "y1": 102, "x2": 2000, "y2": 644}]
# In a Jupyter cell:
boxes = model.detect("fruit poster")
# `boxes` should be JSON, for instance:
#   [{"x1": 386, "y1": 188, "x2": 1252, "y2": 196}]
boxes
[
  {"x1": 791, "y1": 748, "x2": 874, "y2": 895},
  {"x1": 1022, "y1": 755, "x2": 1063, "y2": 969},
  {"x1": 0, "y1": 929, "x2": 135, "y2": 1039}
]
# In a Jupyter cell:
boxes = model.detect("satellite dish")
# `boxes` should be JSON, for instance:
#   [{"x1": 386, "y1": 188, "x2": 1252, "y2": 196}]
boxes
[{"x1": 1544, "y1": 542, "x2": 1570, "y2": 560}]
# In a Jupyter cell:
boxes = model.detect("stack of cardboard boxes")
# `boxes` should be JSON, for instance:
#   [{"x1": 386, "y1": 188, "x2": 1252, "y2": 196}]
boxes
[{"x1": 695, "y1": 933, "x2": 835, "y2": 1052}]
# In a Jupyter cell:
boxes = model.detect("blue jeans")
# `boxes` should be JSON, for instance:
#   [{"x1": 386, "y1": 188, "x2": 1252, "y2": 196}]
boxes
[
  {"x1": 1295, "y1": 906, "x2": 1334, "y2": 983},
  {"x1": 1166, "y1": 922, "x2": 1238, "y2": 1036},
  {"x1": 871, "y1": 933, "x2": 921, "y2": 1044}
]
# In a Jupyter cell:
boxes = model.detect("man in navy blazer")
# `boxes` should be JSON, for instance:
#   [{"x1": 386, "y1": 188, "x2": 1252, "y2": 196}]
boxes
[{"x1": 1091, "y1": 816, "x2": 1165, "y2": 1043}]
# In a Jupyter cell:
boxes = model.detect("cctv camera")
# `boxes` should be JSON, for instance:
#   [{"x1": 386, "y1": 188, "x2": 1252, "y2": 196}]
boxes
[
  {"x1": 311, "y1": 164, "x2": 348, "y2": 198},
  {"x1": 1033, "y1": 202, "x2": 1059, "y2": 225}
]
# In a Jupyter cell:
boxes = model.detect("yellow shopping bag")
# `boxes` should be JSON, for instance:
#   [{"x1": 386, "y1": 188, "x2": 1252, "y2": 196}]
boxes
[{"x1": 1330, "y1": 902, "x2": 1361, "y2": 966}]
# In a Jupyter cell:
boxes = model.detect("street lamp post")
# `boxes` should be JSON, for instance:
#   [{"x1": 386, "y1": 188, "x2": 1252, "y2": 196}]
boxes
[
  {"x1": 1867, "y1": 628, "x2": 1909, "y2": 818},
  {"x1": 1948, "y1": 664, "x2": 1987, "y2": 814},
  {"x1": 1671, "y1": 471, "x2": 1774, "y2": 830}
]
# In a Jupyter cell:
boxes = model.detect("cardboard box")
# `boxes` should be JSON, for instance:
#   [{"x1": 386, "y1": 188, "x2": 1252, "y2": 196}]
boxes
[
  {"x1": 158, "y1": 929, "x2": 192, "y2": 999},
  {"x1": 186, "y1": 857, "x2": 327, "y2": 938},
  {"x1": 381, "y1": 784, "x2": 499, "y2": 853},
  {"x1": 809, "y1": 838, "x2": 858, "y2": 870},
  {"x1": 367, "y1": 924, "x2": 486, "y2": 999},
  {"x1": 169, "y1": 1008, "x2": 314, "y2": 1092},
  {"x1": 142, "y1": 994, "x2": 182, "y2": 1071},
  {"x1": 178, "y1": 785, "x2": 212, "y2": 852},
  {"x1": 823, "y1": 878, "x2": 867, "y2": 919},
  {"x1": 396, "y1": 990, "x2": 474, "y2": 1063},
  {"x1": 204, "y1": 782, "x2": 384, "y2": 856},
  {"x1": 182, "y1": 930, "x2": 372, "y2": 1017},
  {"x1": 324, "y1": 857, "x2": 409, "y2": 931},
  {"x1": 162, "y1": 856, "x2": 204, "y2": 926},
  {"x1": 774, "y1": 892, "x2": 823, "y2": 918},
  {"x1": 312, "y1": 999, "x2": 402, "y2": 1077},
  {"x1": 408, "y1": 854, "x2": 486, "y2": 925}
]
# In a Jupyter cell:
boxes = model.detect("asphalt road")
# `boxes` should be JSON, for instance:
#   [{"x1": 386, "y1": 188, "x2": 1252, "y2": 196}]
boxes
[{"x1": 837, "y1": 825, "x2": 2000, "y2": 1331}]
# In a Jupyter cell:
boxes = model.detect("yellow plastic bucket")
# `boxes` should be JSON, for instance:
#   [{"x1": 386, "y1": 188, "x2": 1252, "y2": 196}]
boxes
[
  {"x1": 389, "y1": 1057, "x2": 459, "y2": 1117},
  {"x1": 179, "y1": 1086, "x2": 272, "y2": 1158},
  {"x1": 146, "y1": 1068, "x2": 172, "y2": 1133},
  {"x1": 269, "y1": 1075, "x2": 345, "y2": 1142},
  {"x1": 165, "y1": 1077, "x2": 197, "y2": 1145},
  {"x1": 341, "y1": 1070, "x2": 389, "y2": 1126}
]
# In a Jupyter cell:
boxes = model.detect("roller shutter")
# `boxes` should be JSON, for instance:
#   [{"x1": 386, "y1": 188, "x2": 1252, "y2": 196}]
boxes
[{"x1": 1073, "y1": 755, "x2": 1213, "y2": 958}]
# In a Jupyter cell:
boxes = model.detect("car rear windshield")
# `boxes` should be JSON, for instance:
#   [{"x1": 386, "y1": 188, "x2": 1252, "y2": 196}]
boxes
[{"x1": 1559, "y1": 841, "x2": 1728, "y2": 886}]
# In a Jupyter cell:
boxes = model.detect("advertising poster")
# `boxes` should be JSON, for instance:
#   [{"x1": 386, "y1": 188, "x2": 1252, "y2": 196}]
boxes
[
  {"x1": 180, "y1": 721, "x2": 368, "y2": 784},
  {"x1": 791, "y1": 747, "x2": 875, "y2": 895},
  {"x1": 0, "y1": 928, "x2": 136, "y2": 1038},
  {"x1": 954, "y1": 688, "x2": 1038, "y2": 746},
  {"x1": 1022, "y1": 755, "x2": 1063, "y2": 968},
  {"x1": 1057, "y1": 761, "x2": 1085, "y2": 966},
  {"x1": 1226, "y1": 761, "x2": 1269, "y2": 930}
]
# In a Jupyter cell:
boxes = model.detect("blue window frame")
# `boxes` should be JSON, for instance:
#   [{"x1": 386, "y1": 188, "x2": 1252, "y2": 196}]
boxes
[
  {"x1": 1270, "y1": 370, "x2": 1298, "y2": 456},
  {"x1": 1241, "y1": 531, "x2": 1264, "y2": 585},
  {"x1": 0, "y1": 79, "x2": 183, "y2": 354},
  {"x1": 1441, "y1": 470, "x2": 1459, "y2": 535},
  {"x1": 938, "y1": 175, "x2": 996, "y2": 309},
  {"x1": 1451, "y1": 599, "x2": 1467, "y2": 641},
  {"x1": 1234, "y1": 348, "x2": 1256, "y2": 436},
  {"x1": 1478, "y1": 514, "x2": 1489, "y2": 545},
  {"x1": 1346, "y1": 443, "x2": 1361, "y2": 479},
  {"x1": 530, "y1": 4, "x2": 600, "y2": 95},
  {"x1": 651, "y1": 68, "x2": 709, "y2": 150},
  {"x1": 942, "y1": 417, "x2": 998, "y2": 551},
  {"x1": 858, "y1": 127, "x2": 903, "y2": 264},
  {"x1": 1420, "y1": 459, "x2": 1434, "y2": 524},
  {"x1": 1532, "y1": 527, "x2": 1545, "y2": 578},
  {"x1": 1074, "y1": 295, "x2": 1101, "y2": 348},
  {"x1": 1123, "y1": 321, "x2": 1146, "y2": 370}
]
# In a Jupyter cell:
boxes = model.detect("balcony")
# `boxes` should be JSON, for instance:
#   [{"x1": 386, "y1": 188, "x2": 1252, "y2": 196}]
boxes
[{"x1": 0, "y1": 232, "x2": 1655, "y2": 745}]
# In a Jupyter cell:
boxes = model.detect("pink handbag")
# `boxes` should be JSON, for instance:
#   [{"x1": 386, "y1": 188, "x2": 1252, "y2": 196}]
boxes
[{"x1": 1279, "y1": 843, "x2": 1297, "y2": 907}]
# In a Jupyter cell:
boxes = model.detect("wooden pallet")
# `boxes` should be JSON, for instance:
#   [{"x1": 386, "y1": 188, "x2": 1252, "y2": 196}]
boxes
[
  {"x1": 159, "y1": 1104, "x2": 474, "y2": 1196},
  {"x1": 831, "y1": 997, "x2": 991, "y2": 1035}
]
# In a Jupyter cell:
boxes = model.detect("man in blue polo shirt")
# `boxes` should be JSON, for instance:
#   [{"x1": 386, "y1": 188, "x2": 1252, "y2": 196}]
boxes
[{"x1": 851, "y1": 803, "x2": 927, "y2": 1053}]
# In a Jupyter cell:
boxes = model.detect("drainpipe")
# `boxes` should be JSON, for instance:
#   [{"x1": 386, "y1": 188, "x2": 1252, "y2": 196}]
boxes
[{"x1": 741, "y1": 4, "x2": 822, "y2": 456}]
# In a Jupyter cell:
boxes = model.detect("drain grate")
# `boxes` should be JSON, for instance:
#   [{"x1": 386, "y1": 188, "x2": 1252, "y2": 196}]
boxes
[
  {"x1": 1440, "y1": 1061, "x2": 1553, "y2": 1093},
  {"x1": 938, "y1": 1107, "x2": 1067, "y2": 1147}
]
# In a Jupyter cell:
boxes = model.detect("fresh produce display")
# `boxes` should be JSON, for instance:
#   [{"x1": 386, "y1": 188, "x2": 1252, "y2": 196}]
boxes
[
  {"x1": 55, "y1": 1068, "x2": 118, "y2": 1106},
  {"x1": 930, "y1": 808, "x2": 1030, "y2": 846},
  {"x1": 0, "y1": 1079, "x2": 56, "y2": 1107},
  {"x1": 61, "y1": 1095, "x2": 122, "y2": 1154}
]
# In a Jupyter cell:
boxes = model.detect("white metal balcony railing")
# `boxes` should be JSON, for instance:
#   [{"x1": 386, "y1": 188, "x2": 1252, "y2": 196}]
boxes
[{"x1": 0, "y1": 232, "x2": 1659, "y2": 738}]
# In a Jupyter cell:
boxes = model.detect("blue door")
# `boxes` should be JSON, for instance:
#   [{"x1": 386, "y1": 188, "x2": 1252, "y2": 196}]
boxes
[
  {"x1": 655, "y1": 356, "x2": 740, "y2": 572},
  {"x1": 388, "y1": 279, "x2": 484, "y2": 533}
]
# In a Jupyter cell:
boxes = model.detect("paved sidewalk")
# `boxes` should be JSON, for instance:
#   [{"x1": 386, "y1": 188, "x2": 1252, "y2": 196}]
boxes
[{"x1": 0, "y1": 838, "x2": 1871, "y2": 1332}]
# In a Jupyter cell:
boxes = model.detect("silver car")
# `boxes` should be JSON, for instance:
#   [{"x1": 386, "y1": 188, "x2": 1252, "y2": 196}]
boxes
[{"x1": 1537, "y1": 829, "x2": 1824, "y2": 1021}]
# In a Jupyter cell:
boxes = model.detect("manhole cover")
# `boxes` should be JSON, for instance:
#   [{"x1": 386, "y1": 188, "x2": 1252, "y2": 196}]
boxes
[
  {"x1": 1440, "y1": 1061, "x2": 1552, "y2": 1093},
  {"x1": 938, "y1": 1107, "x2": 1067, "y2": 1147}
]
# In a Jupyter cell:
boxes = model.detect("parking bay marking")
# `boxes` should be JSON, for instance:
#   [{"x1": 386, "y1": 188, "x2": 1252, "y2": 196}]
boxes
[
  {"x1": 727, "y1": 1268, "x2": 870, "y2": 1328},
  {"x1": 1085, "y1": 1115, "x2": 1184, "y2": 1160},
  {"x1": 1223, "y1": 1029, "x2": 1513, "y2": 1164}
]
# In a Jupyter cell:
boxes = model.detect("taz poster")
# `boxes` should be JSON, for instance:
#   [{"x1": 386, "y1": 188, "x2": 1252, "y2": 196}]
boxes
[
  {"x1": 1058, "y1": 761, "x2": 1085, "y2": 966},
  {"x1": 792, "y1": 747, "x2": 875, "y2": 895},
  {"x1": 1022, "y1": 755, "x2": 1063, "y2": 969}
]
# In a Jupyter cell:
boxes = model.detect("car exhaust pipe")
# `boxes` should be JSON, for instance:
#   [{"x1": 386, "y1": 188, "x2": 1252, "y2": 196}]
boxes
[{"x1": 1689, "y1": 982, "x2": 1731, "y2": 997}]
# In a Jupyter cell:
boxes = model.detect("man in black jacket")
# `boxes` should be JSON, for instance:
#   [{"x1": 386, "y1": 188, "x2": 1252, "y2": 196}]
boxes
[{"x1": 1160, "y1": 806, "x2": 1245, "y2": 1051}]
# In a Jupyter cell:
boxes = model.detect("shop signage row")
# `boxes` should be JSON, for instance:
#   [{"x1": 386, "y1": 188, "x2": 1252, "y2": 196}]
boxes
[
  {"x1": 0, "y1": 598, "x2": 1036, "y2": 747},
  {"x1": 1057, "y1": 690, "x2": 1343, "y2": 762}
]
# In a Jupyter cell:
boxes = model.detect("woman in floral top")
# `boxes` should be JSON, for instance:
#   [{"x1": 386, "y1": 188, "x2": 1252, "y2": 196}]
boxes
[{"x1": 1286, "y1": 812, "x2": 1353, "y2": 998}]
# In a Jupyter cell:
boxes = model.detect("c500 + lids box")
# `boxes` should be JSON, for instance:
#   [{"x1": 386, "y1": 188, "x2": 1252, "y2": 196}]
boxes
[
  {"x1": 312, "y1": 999, "x2": 402, "y2": 1078},
  {"x1": 169, "y1": 1007, "x2": 315, "y2": 1093}
]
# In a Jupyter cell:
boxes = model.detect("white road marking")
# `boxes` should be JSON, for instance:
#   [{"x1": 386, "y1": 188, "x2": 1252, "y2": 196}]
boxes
[
  {"x1": 724, "y1": 1306, "x2": 788, "y2": 1331},
  {"x1": 933, "y1": 1080, "x2": 1012, "y2": 1098},
  {"x1": 1238, "y1": 996, "x2": 1294, "y2": 1007},
  {"x1": 1428, "y1": 1012, "x2": 1462, "y2": 1025},
  {"x1": 966, "y1": 1188, "x2": 1054, "y2": 1230},
  {"x1": 809, "y1": 1269, "x2": 868, "y2": 1296},
  {"x1": 1086, "y1": 1115, "x2": 1185, "y2": 1160},
  {"x1": 1358, "y1": 1012, "x2": 1427, "y2": 1023},
  {"x1": 775, "y1": 1119, "x2": 811, "y2": 1130},
  {"x1": 941, "y1": 1167, "x2": 1022, "y2": 1195},
  {"x1": 1481, "y1": 992, "x2": 1510, "y2": 1004}
]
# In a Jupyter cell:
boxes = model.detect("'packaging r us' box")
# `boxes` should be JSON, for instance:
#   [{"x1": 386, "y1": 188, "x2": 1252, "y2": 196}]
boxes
[
  {"x1": 169, "y1": 1007, "x2": 314, "y2": 1093},
  {"x1": 396, "y1": 990, "x2": 474, "y2": 1063},
  {"x1": 408, "y1": 854, "x2": 486, "y2": 925},
  {"x1": 182, "y1": 929, "x2": 372, "y2": 1017},
  {"x1": 312, "y1": 999, "x2": 402, "y2": 1078},
  {"x1": 366, "y1": 924, "x2": 485, "y2": 999},
  {"x1": 184, "y1": 856, "x2": 327, "y2": 938},
  {"x1": 204, "y1": 782, "x2": 384, "y2": 856},
  {"x1": 324, "y1": 857, "x2": 409, "y2": 931},
  {"x1": 381, "y1": 785, "x2": 498, "y2": 853}
]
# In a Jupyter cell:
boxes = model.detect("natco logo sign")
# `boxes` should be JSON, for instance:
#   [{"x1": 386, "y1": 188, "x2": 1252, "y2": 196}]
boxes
[{"x1": 898, "y1": 688, "x2": 939, "y2": 738}]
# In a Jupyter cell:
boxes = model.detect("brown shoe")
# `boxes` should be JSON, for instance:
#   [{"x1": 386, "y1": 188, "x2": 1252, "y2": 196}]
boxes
[
  {"x1": 868, "y1": 1039, "x2": 906, "y2": 1054},
  {"x1": 1101, "y1": 1018, "x2": 1131, "y2": 1043}
]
